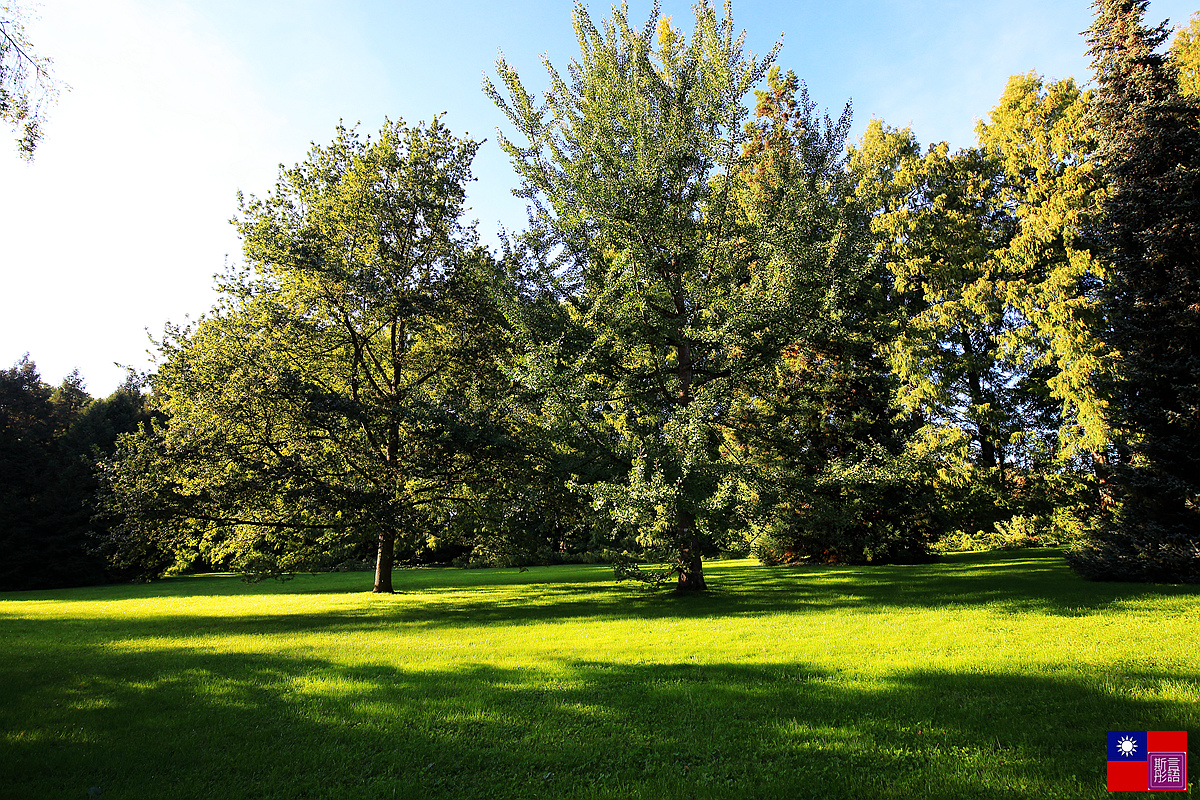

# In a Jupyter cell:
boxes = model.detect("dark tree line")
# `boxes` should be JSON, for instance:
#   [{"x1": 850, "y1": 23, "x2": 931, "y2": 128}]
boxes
[{"x1": 0, "y1": 358, "x2": 148, "y2": 590}]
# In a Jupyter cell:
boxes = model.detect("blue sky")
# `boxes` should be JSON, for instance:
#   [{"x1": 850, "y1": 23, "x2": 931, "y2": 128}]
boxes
[{"x1": 1, "y1": 0, "x2": 1196, "y2": 394}]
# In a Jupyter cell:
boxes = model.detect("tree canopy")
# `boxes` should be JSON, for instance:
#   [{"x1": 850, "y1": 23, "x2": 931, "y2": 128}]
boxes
[
  {"x1": 484, "y1": 1, "x2": 939, "y2": 589},
  {"x1": 1171, "y1": 12, "x2": 1200, "y2": 97},
  {"x1": 101, "y1": 118, "x2": 510, "y2": 592},
  {"x1": 0, "y1": 358, "x2": 147, "y2": 590}
]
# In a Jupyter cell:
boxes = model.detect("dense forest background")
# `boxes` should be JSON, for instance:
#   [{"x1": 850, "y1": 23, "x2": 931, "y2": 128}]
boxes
[
  {"x1": 2, "y1": 0, "x2": 1198, "y2": 591},
  {"x1": 0, "y1": 360, "x2": 148, "y2": 589}
]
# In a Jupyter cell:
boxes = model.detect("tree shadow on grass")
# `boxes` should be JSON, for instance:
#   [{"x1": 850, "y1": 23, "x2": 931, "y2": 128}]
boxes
[
  {"x1": 1, "y1": 644, "x2": 1196, "y2": 800},
  {"x1": 3, "y1": 552, "x2": 1197, "y2": 637},
  {"x1": 0, "y1": 563, "x2": 620, "y2": 603},
  {"x1": 363, "y1": 550, "x2": 1200, "y2": 626}
]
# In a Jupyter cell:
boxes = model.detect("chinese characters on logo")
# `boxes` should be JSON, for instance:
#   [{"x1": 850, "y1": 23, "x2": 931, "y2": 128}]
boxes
[{"x1": 1149, "y1": 753, "x2": 1187, "y2": 791}]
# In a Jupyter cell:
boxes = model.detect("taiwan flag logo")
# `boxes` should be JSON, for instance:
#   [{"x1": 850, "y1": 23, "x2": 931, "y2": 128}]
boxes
[{"x1": 1107, "y1": 730, "x2": 1188, "y2": 791}]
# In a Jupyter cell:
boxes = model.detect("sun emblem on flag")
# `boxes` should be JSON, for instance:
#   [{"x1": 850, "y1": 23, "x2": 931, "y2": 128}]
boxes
[{"x1": 1116, "y1": 736, "x2": 1139, "y2": 756}]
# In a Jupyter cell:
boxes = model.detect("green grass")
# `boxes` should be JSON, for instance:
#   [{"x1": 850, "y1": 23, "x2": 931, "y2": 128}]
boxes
[{"x1": 1, "y1": 550, "x2": 1197, "y2": 799}]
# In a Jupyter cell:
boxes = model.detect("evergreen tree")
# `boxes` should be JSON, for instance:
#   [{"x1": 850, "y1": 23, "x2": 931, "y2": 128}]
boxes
[
  {"x1": 850, "y1": 75, "x2": 1115, "y2": 542},
  {"x1": 0, "y1": 360, "x2": 145, "y2": 590},
  {"x1": 729, "y1": 69, "x2": 939, "y2": 565},
  {"x1": 0, "y1": 357, "x2": 58, "y2": 589},
  {"x1": 976, "y1": 72, "x2": 1110, "y2": 468},
  {"x1": 1067, "y1": 0, "x2": 1200, "y2": 582}
]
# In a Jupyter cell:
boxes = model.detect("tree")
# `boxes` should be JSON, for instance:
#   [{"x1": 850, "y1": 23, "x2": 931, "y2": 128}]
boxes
[
  {"x1": 975, "y1": 72, "x2": 1110, "y2": 468},
  {"x1": 0, "y1": 359, "x2": 145, "y2": 590},
  {"x1": 723, "y1": 68, "x2": 939, "y2": 565},
  {"x1": 971, "y1": 72, "x2": 1118, "y2": 542},
  {"x1": 486, "y1": 2, "x2": 889, "y2": 588},
  {"x1": 1171, "y1": 12, "x2": 1200, "y2": 97},
  {"x1": 1066, "y1": 0, "x2": 1200, "y2": 582},
  {"x1": 849, "y1": 125, "x2": 1021, "y2": 480},
  {"x1": 847, "y1": 69, "x2": 1125, "y2": 543},
  {"x1": 0, "y1": 357, "x2": 58, "y2": 589},
  {"x1": 101, "y1": 118, "x2": 507, "y2": 592},
  {"x1": 0, "y1": 1, "x2": 60, "y2": 158}
]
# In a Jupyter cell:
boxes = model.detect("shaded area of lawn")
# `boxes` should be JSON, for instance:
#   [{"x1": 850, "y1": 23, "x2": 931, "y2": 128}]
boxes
[{"x1": 1, "y1": 645, "x2": 1195, "y2": 800}]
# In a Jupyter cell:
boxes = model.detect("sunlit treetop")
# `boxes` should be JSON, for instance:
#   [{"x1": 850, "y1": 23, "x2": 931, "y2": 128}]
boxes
[{"x1": 1170, "y1": 12, "x2": 1200, "y2": 97}]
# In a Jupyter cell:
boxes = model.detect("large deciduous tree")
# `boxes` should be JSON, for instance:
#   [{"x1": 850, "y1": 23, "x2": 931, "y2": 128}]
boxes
[
  {"x1": 849, "y1": 72, "x2": 1114, "y2": 541},
  {"x1": 1066, "y1": 0, "x2": 1200, "y2": 582},
  {"x1": 101, "y1": 118, "x2": 506, "y2": 592},
  {"x1": 849, "y1": 125, "x2": 1020, "y2": 477},
  {"x1": 486, "y1": 1, "x2": 896, "y2": 588}
]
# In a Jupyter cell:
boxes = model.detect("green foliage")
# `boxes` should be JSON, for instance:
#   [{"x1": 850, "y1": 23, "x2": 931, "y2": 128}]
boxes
[
  {"x1": 935, "y1": 514, "x2": 1066, "y2": 553},
  {"x1": 1171, "y1": 12, "x2": 1200, "y2": 97},
  {"x1": 1067, "y1": 0, "x2": 1200, "y2": 583},
  {"x1": 100, "y1": 118, "x2": 511, "y2": 591},
  {"x1": 487, "y1": 1, "x2": 783, "y2": 589},
  {"x1": 933, "y1": 469, "x2": 1100, "y2": 553},
  {"x1": 0, "y1": 1, "x2": 60, "y2": 158},
  {"x1": 61, "y1": 0, "x2": 1198, "y2": 590},
  {"x1": 848, "y1": 69, "x2": 1117, "y2": 557},
  {"x1": 975, "y1": 72, "x2": 1111, "y2": 464},
  {"x1": 487, "y1": 2, "x2": 936, "y2": 587},
  {"x1": 724, "y1": 73, "x2": 940, "y2": 566},
  {"x1": 849, "y1": 126, "x2": 1019, "y2": 473},
  {"x1": 749, "y1": 447, "x2": 943, "y2": 565},
  {"x1": 0, "y1": 359, "x2": 147, "y2": 590}
]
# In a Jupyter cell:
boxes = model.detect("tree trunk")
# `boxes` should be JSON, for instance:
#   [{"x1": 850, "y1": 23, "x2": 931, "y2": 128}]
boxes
[
  {"x1": 675, "y1": 510, "x2": 705, "y2": 591},
  {"x1": 373, "y1": 529, "x2": 396, "y2": 593},
  {"x1": 961, "y1": 334, "x2": 998, "y2": 470},
  {"x1": 978, "y1": 428, "x2": 997, "y2": 471},
  {"x1": 670, "y1": 299, "x2": 705, "y2": 592},
  {"x1": 1092, "y1": 450, "x2": 1116, "y2": 510},
  {"x1": 374, "y1": 319, "x2": 404, "y2": 595}
]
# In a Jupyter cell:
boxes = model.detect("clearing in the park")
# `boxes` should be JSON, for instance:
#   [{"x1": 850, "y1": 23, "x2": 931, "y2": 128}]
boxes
[{"x1": 1, "y1": 550, "x2": 1197, "y2": 799}]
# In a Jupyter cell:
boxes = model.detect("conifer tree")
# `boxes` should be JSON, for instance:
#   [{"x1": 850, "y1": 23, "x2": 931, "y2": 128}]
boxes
[
  {"x1": 0, "y1": 360, "x2": 146, "y2": 590},
  {"x1": 730, "y1": 70, "x2": 938, "y2": 565},
  {"x1": 976, "y1": 73, "x2": 1110, "y2": 469},
  {"x1": 1067, "y1": 0, "x2": 1200, "y2": 582}
]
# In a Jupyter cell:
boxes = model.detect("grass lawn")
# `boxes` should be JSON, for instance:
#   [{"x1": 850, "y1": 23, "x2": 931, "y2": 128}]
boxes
[{"x1": 1, "y1": 550, "x2": 1197, "y2": 799}]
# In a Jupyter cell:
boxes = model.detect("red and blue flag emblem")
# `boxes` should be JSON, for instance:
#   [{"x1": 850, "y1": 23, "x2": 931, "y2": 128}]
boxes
[{"x1": 1107, "y1": 730, "x2": 1187, "y2": 791}]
